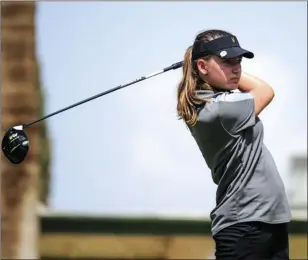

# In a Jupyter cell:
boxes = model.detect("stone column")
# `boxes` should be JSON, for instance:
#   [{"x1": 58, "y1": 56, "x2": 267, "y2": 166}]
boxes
[{"x1": 1, "y1": 2, "x2": 40, "y2": 259}]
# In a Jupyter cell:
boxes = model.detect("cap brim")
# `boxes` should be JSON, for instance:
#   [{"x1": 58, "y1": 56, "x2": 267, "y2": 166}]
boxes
[{"x1": 216, "y1": 47, "x2": 254, "y2": 59}]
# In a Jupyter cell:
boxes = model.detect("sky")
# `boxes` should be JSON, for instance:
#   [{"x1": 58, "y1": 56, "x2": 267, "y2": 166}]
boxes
[{"x1": 35, "y1": 2, "x2": 307, "y2": 217}]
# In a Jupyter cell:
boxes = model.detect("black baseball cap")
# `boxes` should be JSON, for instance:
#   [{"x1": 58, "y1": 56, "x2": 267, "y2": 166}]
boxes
[{"x1": 192, "y1": 35, "x2": 254, "y2": 61}]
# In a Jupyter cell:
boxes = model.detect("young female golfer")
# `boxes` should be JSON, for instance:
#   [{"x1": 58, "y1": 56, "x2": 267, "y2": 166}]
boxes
[{"x1": 177, "y1": 29, "x2": 291, "y2": 260}]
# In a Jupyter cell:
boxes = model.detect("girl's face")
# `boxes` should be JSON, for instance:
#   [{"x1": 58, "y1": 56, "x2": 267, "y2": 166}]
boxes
[{"x1": 196, "y1": 55, "x2": 242, "y2": 90}]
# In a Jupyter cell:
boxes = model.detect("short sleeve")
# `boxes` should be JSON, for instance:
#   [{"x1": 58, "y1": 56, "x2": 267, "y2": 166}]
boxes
[{"x1": 218, "y1": 91, "x2": 256, "y2": 135}]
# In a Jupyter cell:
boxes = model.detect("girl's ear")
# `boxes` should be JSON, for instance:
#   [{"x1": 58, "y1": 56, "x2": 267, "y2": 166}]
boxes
[{"x1": 196, "y1": 59, "x2": 208, "y2": 75}]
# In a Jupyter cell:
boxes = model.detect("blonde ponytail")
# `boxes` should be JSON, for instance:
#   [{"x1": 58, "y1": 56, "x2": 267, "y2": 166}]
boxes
[
  {"x1": 176, "y1": 46, "x2": 209, "y2": 126},
  {"x1": 177, "y1": 29, "x2": 232, "y2": 126}
]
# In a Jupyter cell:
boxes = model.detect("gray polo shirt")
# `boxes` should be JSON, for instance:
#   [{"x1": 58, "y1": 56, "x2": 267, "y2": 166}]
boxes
[{"x1": 188, "y1": 90, "x2": 291, "y2": 236}]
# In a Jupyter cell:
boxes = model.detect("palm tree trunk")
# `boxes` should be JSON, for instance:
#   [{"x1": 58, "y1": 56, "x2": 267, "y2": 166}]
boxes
[{"x1": 1, "y1": 2, "x2": 40, "y2": 258}]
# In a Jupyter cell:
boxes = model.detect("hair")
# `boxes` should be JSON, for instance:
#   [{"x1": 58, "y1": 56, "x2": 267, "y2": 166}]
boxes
[{"x1": 176, "y1": 29, "x2": 232, "y2": 126}]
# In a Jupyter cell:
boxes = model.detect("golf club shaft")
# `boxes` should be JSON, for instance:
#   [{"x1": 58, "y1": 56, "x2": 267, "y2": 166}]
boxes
[{"x1": 23, "y1": 61, "x2": 183, "y2": 129}]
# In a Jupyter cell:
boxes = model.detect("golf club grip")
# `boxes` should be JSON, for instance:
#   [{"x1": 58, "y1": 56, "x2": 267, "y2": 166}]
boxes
[
  {"x1": 23, "y1": 61, "x2": 183, "y2": 128},
  {"x1": 163, "y1": 61, "x2": 184, "y2": 71}
]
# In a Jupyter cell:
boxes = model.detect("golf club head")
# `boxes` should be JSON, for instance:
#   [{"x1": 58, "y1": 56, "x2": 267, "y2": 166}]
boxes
[{"x1": 2, "y1": 125, "x2": 29, "y2": 164}]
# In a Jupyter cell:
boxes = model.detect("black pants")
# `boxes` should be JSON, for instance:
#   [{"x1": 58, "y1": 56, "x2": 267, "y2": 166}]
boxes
[{"x1": 213, "y1": 221, "x2": 289, "y2": 260}]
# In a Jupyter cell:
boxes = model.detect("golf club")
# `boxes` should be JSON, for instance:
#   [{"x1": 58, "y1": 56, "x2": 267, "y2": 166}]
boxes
[{"x1": 2, "y1": 61, "x2": 183, "y2": 164}]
